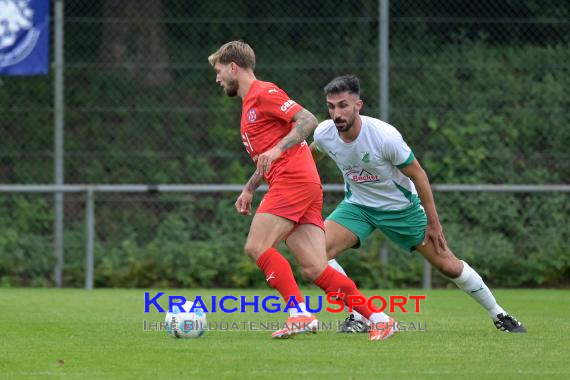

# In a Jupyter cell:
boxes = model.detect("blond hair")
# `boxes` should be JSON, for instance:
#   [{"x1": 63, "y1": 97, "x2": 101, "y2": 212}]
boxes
[{"x1": 208, "y1": 41, "x2": 256, "y2": 69}]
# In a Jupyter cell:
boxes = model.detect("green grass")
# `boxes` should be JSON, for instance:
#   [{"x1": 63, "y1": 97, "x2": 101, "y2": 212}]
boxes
[{"x1": 1, "y1": 288, "x2": 569, "y2": 379}]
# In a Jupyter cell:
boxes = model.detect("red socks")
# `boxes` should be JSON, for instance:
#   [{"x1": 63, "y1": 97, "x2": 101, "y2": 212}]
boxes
[
  {"x1": 256, "y1": 248, "x2": 303, "y2": 304},
  {"x1": 313, "y1": 266, "x2": 373, "y2": 320},
  {"x1": 257, "y1": 249, "x2": 374, "y2": 320}
]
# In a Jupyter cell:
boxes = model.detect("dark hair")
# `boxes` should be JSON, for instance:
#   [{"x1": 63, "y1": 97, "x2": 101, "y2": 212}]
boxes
[{"x1": 323, "y1": 75, "x2": 360, "y2": 96}]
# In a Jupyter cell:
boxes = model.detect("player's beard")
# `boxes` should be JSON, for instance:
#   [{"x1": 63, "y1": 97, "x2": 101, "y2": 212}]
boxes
[
  {"x1": 224, "y1": 78, "x2": 239, "y2": 97},
  {"x1": 334, "y1": 111, "x2": 357, "y2": 133}
]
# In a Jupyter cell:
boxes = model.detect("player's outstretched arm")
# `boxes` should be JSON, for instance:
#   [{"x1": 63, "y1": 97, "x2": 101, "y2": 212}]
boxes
[
  {"x1": 309, "y1": 142, "x2": 327, "y2": 162},
  {"x1": 235, "y1": 171, "x2": 263, "y2": 215},
  {"x1": 256, "y1": 108, "x2": 318, "y2": 175},
  {"x1": 399, "y1": 159, "x2": 448, "y2": 253}
]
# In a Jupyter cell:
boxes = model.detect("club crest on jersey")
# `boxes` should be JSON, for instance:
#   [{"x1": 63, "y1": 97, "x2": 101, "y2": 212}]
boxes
[
  {"x1": 361, "y1": 152, "x2": 370, "y2": 163},
  {"x1": 247, "y1": 108, "x2": 257, "y2": 123}
]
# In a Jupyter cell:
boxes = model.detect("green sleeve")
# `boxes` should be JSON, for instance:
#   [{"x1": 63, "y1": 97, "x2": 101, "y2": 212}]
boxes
[{"x1": 396, "y1": 151, "x2": 415, "y2": 169}]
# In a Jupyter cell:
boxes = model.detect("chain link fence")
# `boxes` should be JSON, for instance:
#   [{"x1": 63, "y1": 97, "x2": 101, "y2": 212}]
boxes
[{"x1": 0, "y1": 0, "x2": 568, "y2": 287}]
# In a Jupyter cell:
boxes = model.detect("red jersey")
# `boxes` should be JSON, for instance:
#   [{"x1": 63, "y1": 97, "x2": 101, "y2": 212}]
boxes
[{"x1": 240, "y1": 80, "x2": 321, "y2": 186}]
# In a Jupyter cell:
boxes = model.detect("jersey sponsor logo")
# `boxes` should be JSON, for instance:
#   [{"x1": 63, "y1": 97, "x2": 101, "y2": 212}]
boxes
[
  {"x1": 280, "y1": 99, "x2": 296, "y2": 112},
  {"x1": 247, "y1": 108, "x2": 257, "y2": 123},
  {"x1": 345, "y1": 169, "x2": 380, "y2": 183}
]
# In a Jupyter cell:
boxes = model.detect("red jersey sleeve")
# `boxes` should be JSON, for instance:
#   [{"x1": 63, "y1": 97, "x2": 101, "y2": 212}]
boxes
[{"x1": 258, "y1": 86, "x2": 303, "y2": 123}]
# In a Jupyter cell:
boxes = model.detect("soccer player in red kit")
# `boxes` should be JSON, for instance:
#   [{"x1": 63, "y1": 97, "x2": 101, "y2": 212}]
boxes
[{"x1": 208, "y1": 41, "x2": 395, "y2": 340}]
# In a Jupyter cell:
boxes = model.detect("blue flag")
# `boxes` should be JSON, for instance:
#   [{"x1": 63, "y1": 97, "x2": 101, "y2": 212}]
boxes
[{"x1": 0, "y1": 0, "x2": 50, "y2": 76}]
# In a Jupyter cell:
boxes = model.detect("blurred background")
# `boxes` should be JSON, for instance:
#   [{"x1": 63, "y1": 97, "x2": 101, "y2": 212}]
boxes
[{"x1": 0, "y1": 0, "x2": 568, "y2": 289}]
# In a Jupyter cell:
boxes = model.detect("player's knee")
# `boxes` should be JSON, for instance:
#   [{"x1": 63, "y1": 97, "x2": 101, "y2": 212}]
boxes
[
  {"x1": 436, "y1": 257, "x2": 462, "y2": 278},
  {"x1": 244, "y1": 242, "x2": 265, "y2": 260}
]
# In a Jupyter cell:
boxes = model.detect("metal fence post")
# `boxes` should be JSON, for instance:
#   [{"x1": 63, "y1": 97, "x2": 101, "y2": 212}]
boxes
[
  {"x1": 379, "y1": 241, "x2": 389, "y2": 279},
  {"x1": 379, "y1": 0, "x2": 389, "y2": 121},
  {"x1": 53, "y1": 0, "x2": 65, "y2": 288},
  {"x1": 423, "y1": 259, "x2": 432, "y2": 289},
  {"x1": 85, "y1": 188, "x2": 95, "y2": 289}
]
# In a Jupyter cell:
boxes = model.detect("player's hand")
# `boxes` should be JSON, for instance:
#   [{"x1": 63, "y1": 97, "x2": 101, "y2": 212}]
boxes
[
  {"x1": 256, "y1": 146, "x2": 283, "y2": 175},
  {"x1": 421, "y1": 221, "x2": 448, "y2": 254},
  {"x1": 235, "y1": 190, "x2": 253, "y2": 216}
]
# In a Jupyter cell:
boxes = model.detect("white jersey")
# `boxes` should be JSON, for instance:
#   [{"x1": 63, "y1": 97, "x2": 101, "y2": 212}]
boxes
[{"x1": 314, "y1": 115, "x2": 417, "y2": 211}]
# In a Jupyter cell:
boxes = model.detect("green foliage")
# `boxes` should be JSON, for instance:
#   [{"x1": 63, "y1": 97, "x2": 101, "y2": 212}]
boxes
[
  {"x1": 0, "y1": 196, "x2": 53, "y2": 287},
  {"x1": 0, "y1": 5, "x2": 568, "y2": 287},
  {"x1": 0, "y1": 191, "x2": 568, "y2": 288}
]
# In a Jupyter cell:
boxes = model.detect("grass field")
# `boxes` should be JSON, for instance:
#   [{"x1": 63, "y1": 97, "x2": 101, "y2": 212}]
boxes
[{"x1": 1, "y1": 288, "x2": 569, "y2": 379}]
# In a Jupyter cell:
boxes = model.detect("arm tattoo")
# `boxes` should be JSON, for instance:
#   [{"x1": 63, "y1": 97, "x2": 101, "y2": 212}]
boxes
[
  {"x1": 277, "y1": 108, "x2": 318, "y2": 151},
  {"x1": 245, "y1": 171, "x2": 263, "y2": 193}
]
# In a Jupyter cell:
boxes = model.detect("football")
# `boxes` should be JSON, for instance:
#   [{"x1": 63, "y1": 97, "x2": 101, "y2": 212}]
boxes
[{"x1": 165, "y1": 300, "x2": 207, "y2": 339}]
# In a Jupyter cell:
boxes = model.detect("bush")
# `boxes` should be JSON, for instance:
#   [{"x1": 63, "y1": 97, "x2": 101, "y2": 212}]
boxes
[{"x1": 1, "y1": 32, "x2": 568, "y2": 287}]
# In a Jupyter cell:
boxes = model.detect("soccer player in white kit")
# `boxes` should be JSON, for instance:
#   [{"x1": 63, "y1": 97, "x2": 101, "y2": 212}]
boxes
[{"x1": 311, "y1": 75, "x2": 526, "y2": 334}]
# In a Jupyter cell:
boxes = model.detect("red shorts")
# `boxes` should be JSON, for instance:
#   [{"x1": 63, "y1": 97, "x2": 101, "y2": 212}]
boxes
[{"x1": 256, "y1": 182, "x2": 324, "y2": 230}]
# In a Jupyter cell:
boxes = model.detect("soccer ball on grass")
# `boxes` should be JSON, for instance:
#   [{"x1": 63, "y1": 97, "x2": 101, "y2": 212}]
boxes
[{"x1": 165, "y1": 300, "x2": 207, "y2": 339}]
